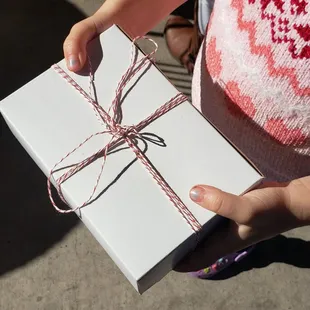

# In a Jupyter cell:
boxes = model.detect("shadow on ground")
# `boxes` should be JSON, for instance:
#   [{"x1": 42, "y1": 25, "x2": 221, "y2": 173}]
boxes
[
  {"x1": 0, "y1": 0, "x2": 84, "y2": 276},
  {"x1": 0, "y1": 0, "x2": 309, "y2": 281},
  {"x1": 209, "y1": 235, "x2": 310, "y2": 280}
]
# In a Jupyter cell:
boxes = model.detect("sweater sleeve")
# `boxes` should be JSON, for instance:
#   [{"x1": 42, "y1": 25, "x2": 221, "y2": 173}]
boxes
[{"x1": 117, "y1": 0, "x2": 186, "y2": 38}]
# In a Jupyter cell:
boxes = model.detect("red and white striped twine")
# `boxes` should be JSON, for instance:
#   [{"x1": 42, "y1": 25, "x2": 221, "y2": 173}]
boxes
[{"x1": 48, "y1": 37, "x2": 202, "y2": 234}]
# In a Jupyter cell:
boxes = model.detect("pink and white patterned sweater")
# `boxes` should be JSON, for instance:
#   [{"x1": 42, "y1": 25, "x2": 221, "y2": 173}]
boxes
[
  {"x1": 120, "y1": 0, "x2": 310, "y2": 181},
  {"x1": 192, "y1": 0, "x2": 310, "y2": 181}
]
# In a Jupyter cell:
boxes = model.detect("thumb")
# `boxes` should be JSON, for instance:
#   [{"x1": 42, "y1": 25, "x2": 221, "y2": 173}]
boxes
[
  {"x1": 189, "y1": 185, "x2": 256, "y2": 224},
  {"x1": 63, "y1": 13, "x2": 112, "y2": 72}
]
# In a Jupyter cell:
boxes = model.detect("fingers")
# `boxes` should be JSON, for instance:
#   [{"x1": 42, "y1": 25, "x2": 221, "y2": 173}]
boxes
[
  {"x1": 63, "y1": 17, "x2": 96, "y2": 71},
  {"x1": 190, "y1": 185, "x2": 254, "y2": 224},
  {"x1": 63, "y1": 13, "x2": 111, "y2": 72},
  {"x1": 179, "y1": 182, "x2": 291, "y2": 272},
  {"x1": 180, "y1": 182, "x2": 295, "y2": 272}
]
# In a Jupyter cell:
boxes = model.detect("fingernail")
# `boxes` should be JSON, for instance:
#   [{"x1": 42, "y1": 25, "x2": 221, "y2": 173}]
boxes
[
  {"x1": 190, "y1": 186, "x2": 205, "y2": 203},
  {"x1": 68, "y1": 56, "x2": 79, "y2": 69}
]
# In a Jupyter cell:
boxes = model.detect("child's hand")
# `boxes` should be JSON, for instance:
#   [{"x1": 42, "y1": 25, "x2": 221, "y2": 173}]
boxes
[
  {"x1": 63, "y1": 12, "x2": 113, "y2": 72},
  {"x1": 63, "y1": 0, "x2": 185, "y2": 71},
  {"x1": 63, "y1": 0, "x2": 132, "y2": 72},
  {"x1": 63, "y1": 0, "x2": 178, "y2": 72},
  {"x1": 177, "y1": 176, "x2": 310, "y2": 271}
]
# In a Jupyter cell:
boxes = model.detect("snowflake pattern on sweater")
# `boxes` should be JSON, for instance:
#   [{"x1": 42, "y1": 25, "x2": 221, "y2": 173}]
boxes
[{"x1": 204, "y1": 0, "x2": 310, "y2": 150}]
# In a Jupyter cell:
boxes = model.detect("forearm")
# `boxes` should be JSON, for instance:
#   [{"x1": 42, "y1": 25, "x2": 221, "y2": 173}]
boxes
[{"x1": 95, "y1": 0, "x2": 187, "y2": 37}]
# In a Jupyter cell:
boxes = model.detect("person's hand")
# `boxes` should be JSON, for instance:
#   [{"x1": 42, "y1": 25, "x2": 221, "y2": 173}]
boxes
[
  {"x1": 177, "y1": 176, "x2": 310, "y2": 272},
  {"x1": 63, "y1": 0, "x2": 175, "y2": 72},
  {"x1": 63, "y1": 12, "x2": 113, "y2": 72},
  {"x1": 63, "y1": 0, "x2": 132, "y2": 72}
]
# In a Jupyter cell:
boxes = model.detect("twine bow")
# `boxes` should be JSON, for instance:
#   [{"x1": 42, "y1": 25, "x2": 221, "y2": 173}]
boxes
[{"x1": 47, "y1": 37, "x2": 202, "y2": 233}]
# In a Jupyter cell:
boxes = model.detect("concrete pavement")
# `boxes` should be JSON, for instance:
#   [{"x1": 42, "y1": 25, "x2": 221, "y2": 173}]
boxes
[{"x1": 1, "y1": 1, "x2": 310, "y2": 309}]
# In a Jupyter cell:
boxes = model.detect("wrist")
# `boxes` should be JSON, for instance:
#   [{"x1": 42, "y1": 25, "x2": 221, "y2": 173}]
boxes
[
  {"x1": 285, "y1": 177, "x2": 310, "y2": 226},
  {"x1": 94, "y1": 4, "x2": 120, "y2": 33}
]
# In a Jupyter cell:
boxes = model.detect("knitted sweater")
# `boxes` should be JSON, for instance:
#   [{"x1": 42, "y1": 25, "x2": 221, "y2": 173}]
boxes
[{"x1": 192, "y1": 0, "x2": 310, "y2": 181}]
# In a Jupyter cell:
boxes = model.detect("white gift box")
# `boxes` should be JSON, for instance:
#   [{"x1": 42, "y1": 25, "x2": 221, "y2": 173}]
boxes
[{"x1": 0, "y1": 26, "x2": 263, "y2": 293}]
